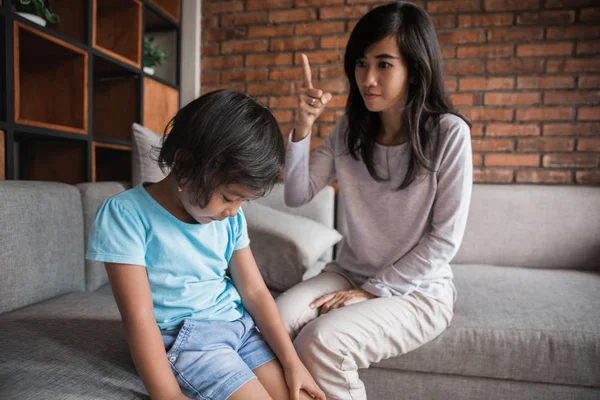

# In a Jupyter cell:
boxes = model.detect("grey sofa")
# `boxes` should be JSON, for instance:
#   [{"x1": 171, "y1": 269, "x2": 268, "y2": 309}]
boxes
[{"x1": 0, "y1": 180, "x2": 599, "y2": 399}]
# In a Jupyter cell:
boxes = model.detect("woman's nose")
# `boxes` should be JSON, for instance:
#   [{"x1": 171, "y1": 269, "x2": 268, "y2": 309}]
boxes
[{"x1": 363, "y1": 67, "x2": 377, "y2": 87}]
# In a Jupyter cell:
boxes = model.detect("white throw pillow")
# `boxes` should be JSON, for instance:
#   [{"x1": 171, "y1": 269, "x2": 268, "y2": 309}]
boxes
[
  {"x1": 242, "y1": 201, "x2": 343, "y2": 292},
  {"x1": 131, "y1": 123, "x2": 168, "y2": 186}
]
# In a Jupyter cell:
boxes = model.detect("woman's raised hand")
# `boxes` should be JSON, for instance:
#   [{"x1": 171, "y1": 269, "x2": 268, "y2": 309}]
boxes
[{"x1": 294, "y1": 54, "x2": 332, "y2": 142}]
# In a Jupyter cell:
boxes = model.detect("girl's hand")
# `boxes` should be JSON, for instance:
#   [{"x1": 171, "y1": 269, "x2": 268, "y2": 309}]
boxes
[
  {"x1": 310, "y1": 289, "x2": 376, "y2": 315},
  {"x1": 284, "y1": 361, "x2": 326, "y2": 400},
  {"x1": 294, "y1": 54, "x2": 332, "y2": 141}
]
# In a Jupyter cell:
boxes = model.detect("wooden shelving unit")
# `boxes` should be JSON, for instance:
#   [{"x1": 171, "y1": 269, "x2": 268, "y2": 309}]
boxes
[{"x1": 1, "y1": 0, "x2": 181, "y2": 184}]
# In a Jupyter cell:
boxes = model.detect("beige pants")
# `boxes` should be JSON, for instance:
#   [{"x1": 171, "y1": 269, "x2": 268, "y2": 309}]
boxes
[{"x1": 275, "y1": 272, "x2": 454, "y2": 400}]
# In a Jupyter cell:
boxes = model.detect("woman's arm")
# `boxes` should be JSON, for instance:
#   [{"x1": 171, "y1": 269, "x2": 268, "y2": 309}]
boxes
[
  {"x1": 106, "y1": 263, "x2": 188, "y2": 400},
  {"x1": 229, "y1": 246, "x2": 325, "y2": 400}
]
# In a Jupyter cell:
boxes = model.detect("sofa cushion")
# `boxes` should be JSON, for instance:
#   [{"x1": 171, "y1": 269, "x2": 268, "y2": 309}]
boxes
[
  {"x1": 374, "y1": 264, "x2": 600, "y2": 387},
  {"x1": 452, "y1": 185, "x2": 600, "y2": 270},
  {"x1": 77, "y1": 182, "x2": 130, "y2": 291},
  {"x1": 131, "y1": 122, "x2": 167, "y2": 187},
  {"x1": 0, "y1": 292, "x2": 146, "y2": 399},
  {"x1": 0, "y1": 181, "x2": 85, "y2": 314}
]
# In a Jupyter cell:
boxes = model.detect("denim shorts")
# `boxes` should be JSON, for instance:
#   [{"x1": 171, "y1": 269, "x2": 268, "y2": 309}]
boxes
[{"x1": 161, "y1": 311, "x2": 277, "y2": 400}]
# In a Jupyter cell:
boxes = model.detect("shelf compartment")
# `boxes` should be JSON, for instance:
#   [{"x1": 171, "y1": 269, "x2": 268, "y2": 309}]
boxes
[
  {"x1": 92, "y1": 142, "x2": 132, "y2": 182},
  {"x1": 0, "y1": 15, "x2": 5, "y2": 122},
  {"x1": 148, "y1": 0, "x2": 180, "y2": 23},
  {"x1": 15, "y1": 134, "x2": 87, "y2": 184},
  {"x1": 93, "y1": 0, "x2": 142, "y2": 69},
  {"x1": 14, "y1": 0, "x2": 87, "y2": 44},
  {"x1": 93, "y1": 72, "x2": 139, "y2": 141},
  {"x1": 14, "y1": 22, "x2": 88, "y2": 134},
  {"x1": 143, "y1": 77, "x2": 178, "y2": 135},
  {"x1": 0, "y1": 130, "x2": 5, "y2": 180}
]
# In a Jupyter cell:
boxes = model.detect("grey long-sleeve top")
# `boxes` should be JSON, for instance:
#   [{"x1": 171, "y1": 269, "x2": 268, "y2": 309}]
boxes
[{"x1": 284, "y1": 114, "x2": 473, "y2": 299}]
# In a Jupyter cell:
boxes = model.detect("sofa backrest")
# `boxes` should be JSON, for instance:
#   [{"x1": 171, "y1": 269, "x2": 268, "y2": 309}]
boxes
[
  {"x1": 76, "y1": 182, "x2": 130, "y2": 291},
  {"x1": 453, "y1": 184, "x2": 600, "y2": 270},
  {"x1": 0, "y1": 181, "x2": 85, "y2": 314}
]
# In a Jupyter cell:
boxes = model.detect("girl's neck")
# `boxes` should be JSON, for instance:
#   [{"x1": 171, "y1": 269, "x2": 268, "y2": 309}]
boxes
[
  {"x1": 146, "y1": 175, "x2": 196, "y2": 224},
  {"x1": 377, "y1": 107, "x2": 407, "y2": 146}
]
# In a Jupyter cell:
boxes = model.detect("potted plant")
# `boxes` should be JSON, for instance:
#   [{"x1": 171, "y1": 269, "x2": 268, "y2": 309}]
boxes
[
  {"x1": 143, "y1": 37, "x2": 168, "y2": 76},
  {"x1": 14, "y1": 0, "x2": 60, "y2": 27}
]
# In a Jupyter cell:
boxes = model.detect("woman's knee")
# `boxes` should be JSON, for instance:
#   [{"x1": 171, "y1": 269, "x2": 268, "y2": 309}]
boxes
[{"x1": 293, "y1": 314, "x2": 344, "y2": 362}]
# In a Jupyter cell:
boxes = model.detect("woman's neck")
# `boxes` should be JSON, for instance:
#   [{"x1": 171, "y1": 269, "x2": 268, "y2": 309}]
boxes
[{"x1": 377, "y1": 108, "x2": 407, "y2": 146}]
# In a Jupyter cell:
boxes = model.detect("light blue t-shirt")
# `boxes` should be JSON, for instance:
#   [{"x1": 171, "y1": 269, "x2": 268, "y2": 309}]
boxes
[{"x1": 86, "y1": 183, "x2": 250, "y2": 330}]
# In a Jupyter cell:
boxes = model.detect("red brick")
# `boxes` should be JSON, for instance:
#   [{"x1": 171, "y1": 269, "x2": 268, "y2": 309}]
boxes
[
  {"x1": 247, "y1": 25, "x2": 294, "y2": 38},
  {"x1": 438, "y1": 31, "x2": 485, "y2": 45},
  {"x1": 445, "y1": 78, "x2": 458, "y2": 91},
  {"x1": 517, "y1": 138, "x2": 574, "y2": 152},
  {"x1": 516, "y1": 43, "x2": 573, "y2": 57},
  {"x1": 201, "y1": 42, "x2": 219, "y2": 56},
  {"x1": 580, "y1": 7, "x2": 600, "y2": 22},
  {"x1": 517, "y1": 10, "x2": 575, "y2": 25},
  {"x1": 270, "y1": 9, "x2": 316, "y2": 23},
  {"x1": 485, "y1": 154, "x2": 540, "y2": 167},
  {"x1": 320, "y1": 6, "x2": 369, "y2": 20},
  {"x1": 221, "y1": 69, "x2": 267, "y2": 83},
  {"x1": 451, "y1": 93, "x2": 482, "y2": 107},
  {"x1": 544, "y1": 91, "x2": 600, "y2": 105},
  {"x1": 463, "y1": 108, "x2": 514, "y2": 121},
  {"x1": 202, "y1": 17, "x2": 218, "y2": 29},
  {"x1": 516, "y1": 170, "x2": 571, "y2": 184},
  {"x1": 459, "y1": 78, "x2": 514, "y2": 91},
  {"x1": 576, "y1": 171, "x2": 600, "y2": 184},
  {"x1": 221, "y1": 12, "x2": 266, "y2": 27},
  {"x1": 294, "y1": 51, "x2": 343, "y2": 65},
  {"x1": 484, "y1": 0, "x2": 541, "y2": 11},
  {"x1": 486, "y1": 123, "x2": 540, "y2": 137},
  {"x1": 457, "y1": 44, "x2": 513, "y2": 59},
  {"x1": 297, "y1": 0, "x2": 344, "y2": 5},
  {"x1": 473, "y1": 168, "x2": 515, "y2": 183},
  {"x1": 516, "y1": 107, "x2": 574, "y2": 121},
  {"x1": 201, "y1": 84, "x2": 245, "y2": 95},
  {"x1": 470, "y1": 123, "x2": 484, "y2": 136},
  {"x1": 473, "y1": 154, "x2": 483, "y2": 166},
  {"x1": 321, "y1": 35, "x2": 350, "y2": 49},
  {"x1": 577, "y1": 138, "x2": 600, "y2": 152},
  {"x1": 204, "y1": 1, "x2": 243, "y2": 14},
  {"x1": 444, "y1": 61, "x2": 484, "y2": 75},
  {"x1": 346, "y1": 20, "x2": 358, "y2": 32},
  {"x1": 487, "y1": 59, "x2": 544, "y2": 75},
  {"x1": 578, "y1": 107, "x2": 600, "y2": 120},
  {"x1": 317, "y1": 124, "x2": 337, "y2": 138},
  {"x1": 247, "y1": 82, "x2": 294, "y2": 96},
  {"x1": 547, "y1": 59, "x2": 600, "y2": 73},
  {"x1": 547, "y1": 26, "x2": 600, "y2": 40},
  {"x1": 246, "y1": 53, "x2": 293, "y2": 67},
  {"x1": 201, "y1": 71, "x2": 219, "y2": 85},
  {"x1": 295, "y1": 22, "x2": 345, "y2": 35},
  {"x1": 269, "y1": 96, "x2": 298, "y2": 108},
  {"x1": 202, "y1": 56, "x2": 244, "y2": 70},
  {"x1": 579, "y1": 76, "x2": 600, "y2": 89},
  {"x1": 270, "y1": 37, "x2": 317, "y2": 52},
  {"x1": 546, "y1": 0, "x2": 600, "y2": 8},
  {"x1": 442, "y1": 47, "x2": 457, "y2": 59},
  {"x1": 326, "y1": 95, "x2": 347, "y2": 108},
  {"x1": 543, "y1": 123, "x2": 599, "y2": 136},
  {"x1": 221, "y1": 40, "x2": 267, "y2": 54},
  {"x1": 273, "y1": 110, "x2": 293, "y2": 123},
  {"x1": 319, "y1": 109, "x2": 346, "y2": 122},
  {"x1": 204, "y1": 30, "x2": 228, "y2": 41},
  {"x1": 517, "y1": 76, "x2": 575, "y2": 89},
  {"x1": 320, "y1": 66, "x2": 346, "y2": 79},
  {"x1": 427, "y1": 0, "x2": 482, "y2": 13},
  {"x1": 576, "y1": 40, "x2": 600, "y2": 55},
  {"x1": 458, "y1": 13, "x2": 513, "y2": 27},
  {"x1": 543, "y1": 153, "x2": 599, "y2": 168},
  {"x1": 431, "y1": 15, "x2": 457, "y2": 29},
  {"x1": 269, "y1": 67, "x2": 303, "y2": 81},
  {"x1": 487, "y1": 28, "x2": 543, "y2": 42},
  {"x1": 471, "y1": 139, "x2": 514, "y2": 152},
  {"x1": 295, "y1": 81, "x2": 347, "y2": 94},
  {"x1": 485, "y1": 93, "x2": 540, "y2": 105},
  {"x1": 246, "y1": 0, "x2": 292, "y2": 11}
]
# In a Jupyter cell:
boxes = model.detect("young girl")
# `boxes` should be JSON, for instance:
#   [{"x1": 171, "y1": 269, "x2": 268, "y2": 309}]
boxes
[
  {"x1": 278, "y1": 2, "x2": 473, "y2": 399},
  {"x1": 86, "y1": 90, "x2": 325, "y2": 400}
]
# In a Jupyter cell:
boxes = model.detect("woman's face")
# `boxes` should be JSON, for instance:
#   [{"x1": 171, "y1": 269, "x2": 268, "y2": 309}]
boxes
[
  {"x1": 354, "y1": 36, "x2": 409, "y2": 114},
  {"x1": 178, "y1": 183, "x2": 256, "y2": 224}
]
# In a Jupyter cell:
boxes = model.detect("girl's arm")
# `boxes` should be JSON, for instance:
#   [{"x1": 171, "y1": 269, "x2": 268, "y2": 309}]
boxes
[
  {"x1": 106, "y1": 263, "x2": 189, "y2": 400},
  {"x1": 229, "y1": 246, "x2": 325, "y2": 400}
]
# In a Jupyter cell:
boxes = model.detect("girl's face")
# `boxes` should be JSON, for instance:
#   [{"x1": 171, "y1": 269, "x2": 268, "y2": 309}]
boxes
[
  {"x1": 354, "y1": 36, "x2": 409, "y2": 114},
  {"x1": 179, "y1": 183, "x2": 256, "y2": 224}
]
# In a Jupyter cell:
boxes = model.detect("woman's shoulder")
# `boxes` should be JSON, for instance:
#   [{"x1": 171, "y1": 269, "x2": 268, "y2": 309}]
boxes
[{"x1": 435, "y1": 113, "x2": 471, "y2": 147}]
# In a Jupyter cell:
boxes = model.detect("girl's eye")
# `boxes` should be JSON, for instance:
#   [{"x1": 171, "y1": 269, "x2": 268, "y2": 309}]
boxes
[
  {"x1": 222, "y1": 195, "x2": 233, "y2": 203},
  {"x1": 379, "y1": 61, "x2": 392, "y2": 69}
]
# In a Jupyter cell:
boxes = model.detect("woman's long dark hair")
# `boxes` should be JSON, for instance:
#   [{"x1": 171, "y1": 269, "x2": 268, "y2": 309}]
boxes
[{"x1": 344, "y1": 1, "x2": 466, "y2": 189}]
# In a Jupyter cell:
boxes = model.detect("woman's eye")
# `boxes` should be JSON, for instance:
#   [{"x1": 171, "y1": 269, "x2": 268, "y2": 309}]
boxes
[
  {"x1": 379, "y1": 61, "x2": 392, "y2": 68},
  {"x1": 355, "y1": 60, "x2": 367, "y2": 68}
]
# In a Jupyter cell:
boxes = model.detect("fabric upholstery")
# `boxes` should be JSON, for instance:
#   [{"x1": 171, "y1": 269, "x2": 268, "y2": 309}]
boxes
[
  {"x1": 131, "y1": 123, "x2": 167, "y2": 187},
  {"x1": 0, "y1": 181, "x2": 85, "y2": 314},
  {"x1": 77, "y1": 182, "x2": 130, "y2": 291},
  {"x1": 243, "y1": 201, "x2": 342, "y2": 292},
  {"x1": 372, "y1": 264, "x2": 600, "y2": 387}
]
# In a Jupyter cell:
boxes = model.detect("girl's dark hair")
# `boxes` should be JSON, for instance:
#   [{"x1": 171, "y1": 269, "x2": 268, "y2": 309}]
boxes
[
  {"x1": 157, "y1": 90, "x2": 285, "y2": 206},
  {"x1": 344, "y1": 1, "x2": 468, "y2": 189}
]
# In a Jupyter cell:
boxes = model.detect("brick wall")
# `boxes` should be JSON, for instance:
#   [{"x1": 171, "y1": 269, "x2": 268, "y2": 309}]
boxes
[{"x1": 200, "y1": 0, "x2": 600, "y2": 185}]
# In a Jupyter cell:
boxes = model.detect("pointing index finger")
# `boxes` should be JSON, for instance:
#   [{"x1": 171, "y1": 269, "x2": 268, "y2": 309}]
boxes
[{"x1": 301, "y1": 53, "x2": 313, "y2": 89}]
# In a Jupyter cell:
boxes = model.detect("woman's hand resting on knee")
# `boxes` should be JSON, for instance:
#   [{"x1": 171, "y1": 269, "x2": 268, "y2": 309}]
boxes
[{"x1": 310, "y1": 289, "x2": 376, "y2": 315}]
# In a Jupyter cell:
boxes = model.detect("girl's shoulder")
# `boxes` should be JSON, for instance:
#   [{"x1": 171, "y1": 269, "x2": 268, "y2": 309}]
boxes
[{"x1": 100, "y1": 186, "x2": 147, "y2": 219}]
